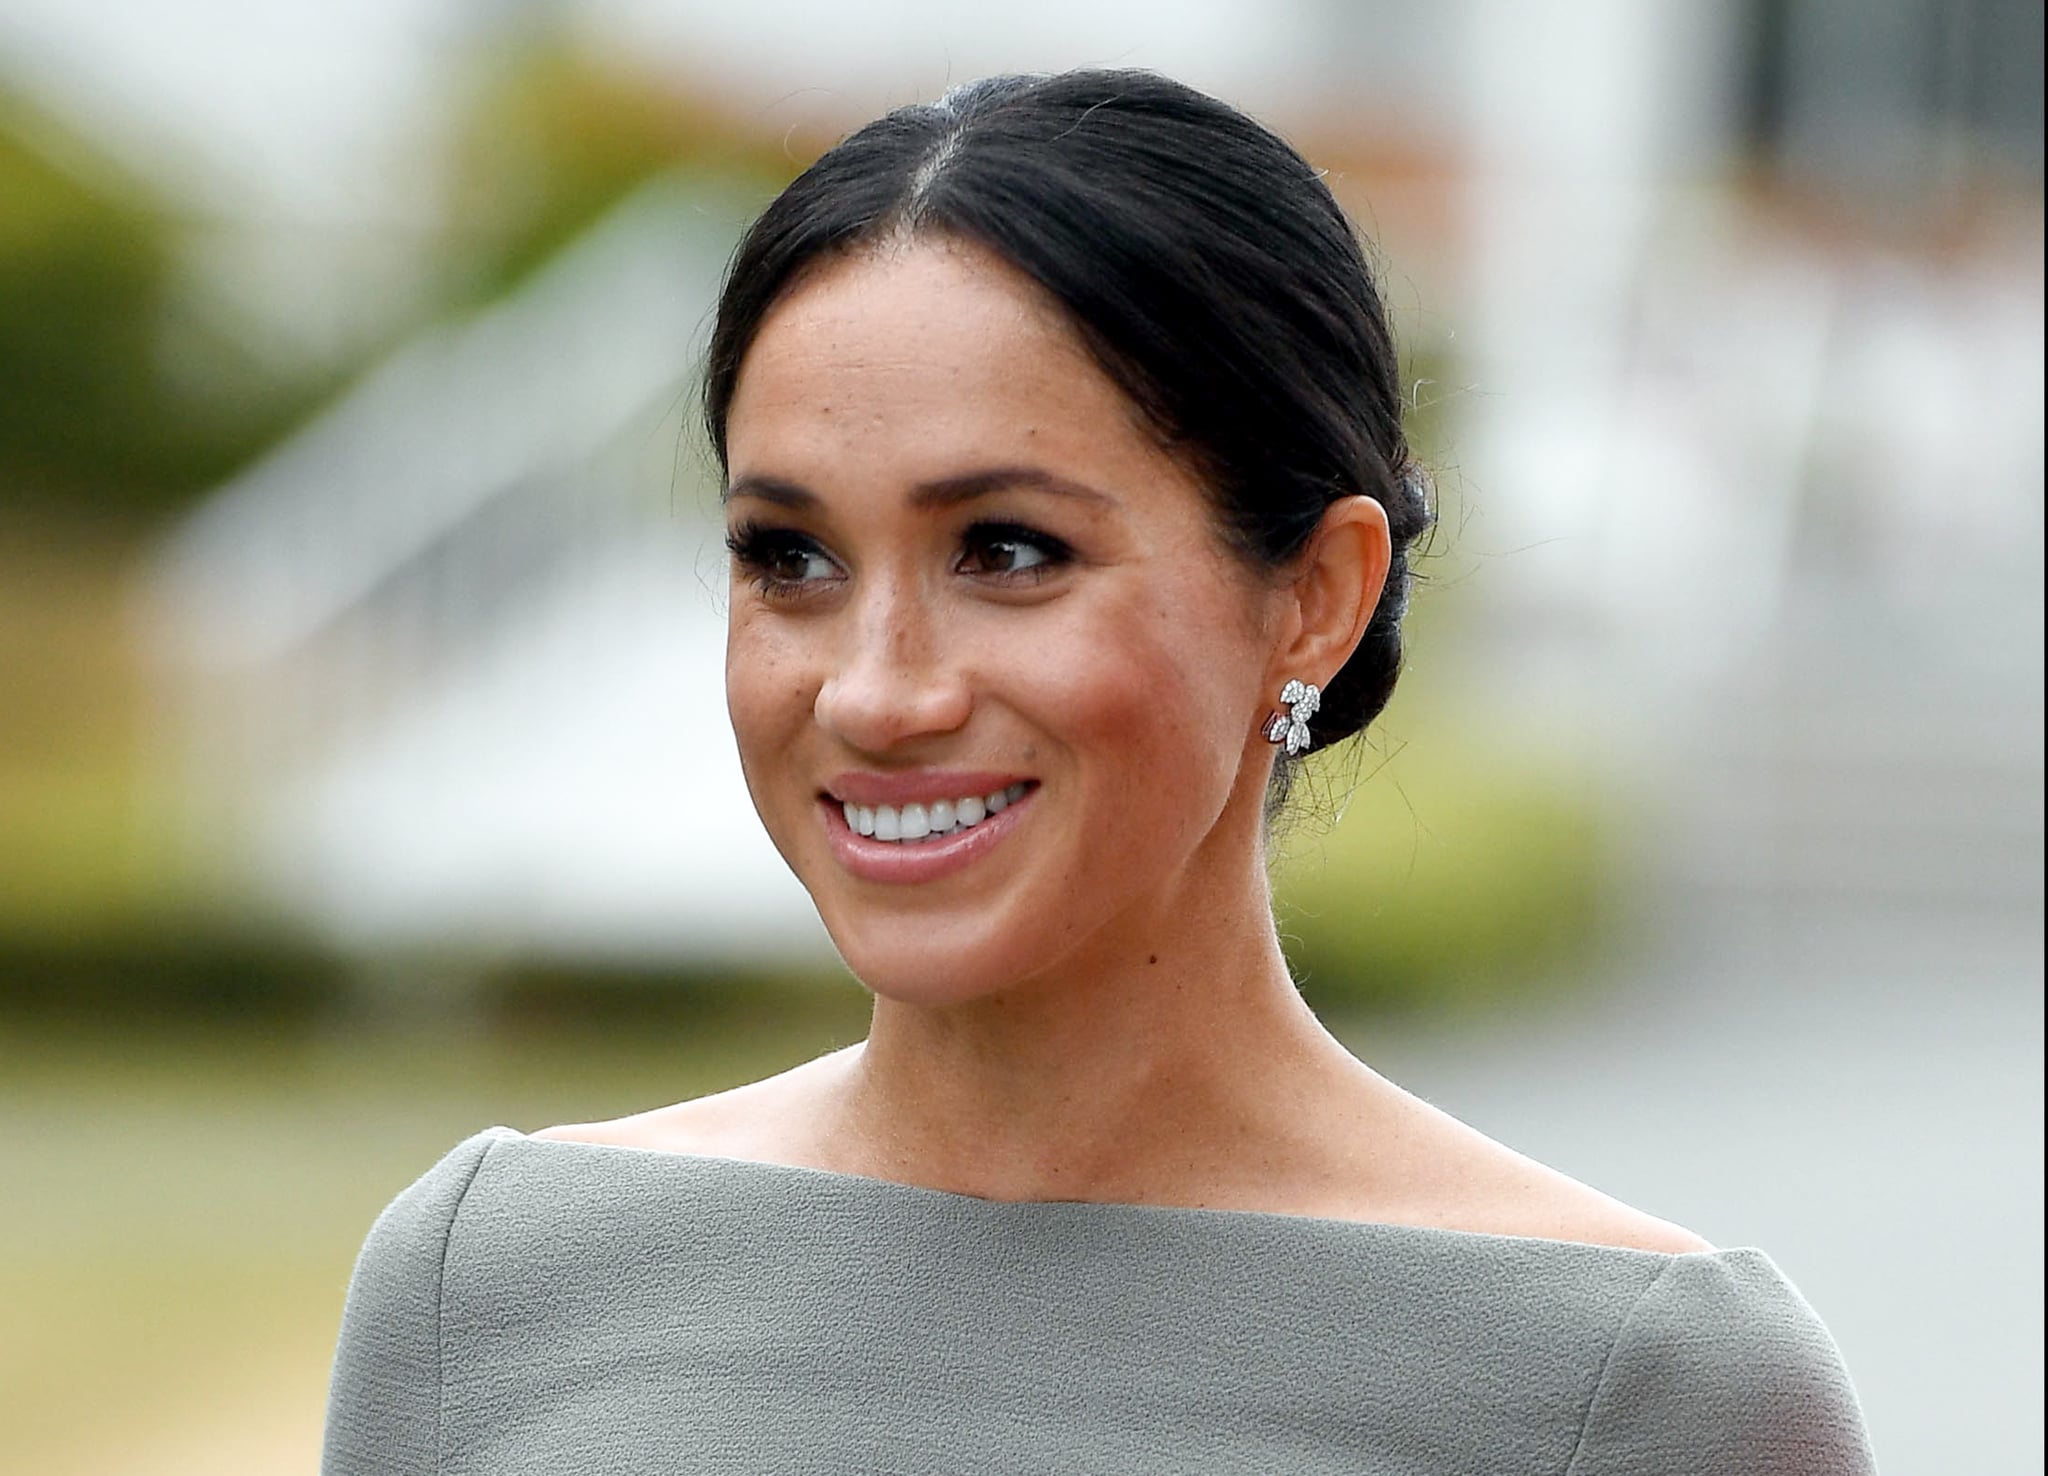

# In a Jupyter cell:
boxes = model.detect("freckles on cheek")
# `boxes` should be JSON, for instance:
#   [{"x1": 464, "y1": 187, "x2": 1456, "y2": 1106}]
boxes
[{"x1": 725, "y1": 624, "x2": 808, "y2": 743}]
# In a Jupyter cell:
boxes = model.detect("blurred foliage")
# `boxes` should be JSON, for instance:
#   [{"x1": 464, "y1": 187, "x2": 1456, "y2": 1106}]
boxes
[
  {"x1": 442, "y1": 19, "x2": 813, "y2": 305},
  {"x1": 0, "y1": 95, "x2": 324, "y2": 521},
  {"x1": 0, "y1": 518, "x2": 195, "y2": 942},
  {"x1": 1273, "y1": 719, "x2": 1604, "y2": 1016},
  {"x1": 0, "y1": 28, "x2": 812, "y2": 527}
]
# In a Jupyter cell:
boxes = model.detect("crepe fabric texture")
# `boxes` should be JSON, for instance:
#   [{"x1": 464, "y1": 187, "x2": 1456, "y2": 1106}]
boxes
[{"x1": 322, "y1": 1127, "x2": 1877, "y2": 1475}]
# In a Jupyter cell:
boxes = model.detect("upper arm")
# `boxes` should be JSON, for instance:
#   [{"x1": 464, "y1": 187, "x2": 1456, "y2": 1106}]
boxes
[
  {"x1": 1566, "y1": 1251, "x2": 1878, "y2": 1476},
  {"x1": 321, "y1": 1130, "x2": 504, "y2": 1476}
]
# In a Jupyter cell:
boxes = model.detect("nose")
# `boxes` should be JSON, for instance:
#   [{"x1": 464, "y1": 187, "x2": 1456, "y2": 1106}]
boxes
[{"x1": 813, "y1": 576, "x2": 972, "y2": 753}]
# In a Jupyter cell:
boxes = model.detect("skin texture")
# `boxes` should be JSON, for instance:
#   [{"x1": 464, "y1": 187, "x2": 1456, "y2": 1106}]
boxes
[{"x1": 543, "y1": 238, "x2": 1711, "y2": 1253}]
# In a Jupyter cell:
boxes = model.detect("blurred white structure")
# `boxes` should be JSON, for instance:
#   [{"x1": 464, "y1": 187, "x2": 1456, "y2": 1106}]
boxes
[
  {"x1": 150, "y1": 177, "x2": 830, "y2": 961},
  {"x1": 1453, "y1": 0, "x2": 2045, "y2": 922}
]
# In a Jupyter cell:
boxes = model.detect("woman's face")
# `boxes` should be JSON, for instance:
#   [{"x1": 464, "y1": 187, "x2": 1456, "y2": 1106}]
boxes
[{"x1": 722, "y1": 237, "x2": 1286, "y2": 1004}]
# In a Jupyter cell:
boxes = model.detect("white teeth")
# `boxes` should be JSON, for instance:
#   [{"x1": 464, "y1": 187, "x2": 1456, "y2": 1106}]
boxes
[{"x1": 843, "y1": 784, "x2": 1032, "y2": 844}]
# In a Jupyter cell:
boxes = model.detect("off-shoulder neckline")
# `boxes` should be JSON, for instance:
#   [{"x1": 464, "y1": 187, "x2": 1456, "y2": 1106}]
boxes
[{"x1": 492, "y1": 1126, "x2": 1753, "y2": 1263}]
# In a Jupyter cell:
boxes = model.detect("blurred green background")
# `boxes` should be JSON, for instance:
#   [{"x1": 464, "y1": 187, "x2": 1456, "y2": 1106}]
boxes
[{"x1": 1, "y1": 3, "x2": 2040, "y2": 1472}]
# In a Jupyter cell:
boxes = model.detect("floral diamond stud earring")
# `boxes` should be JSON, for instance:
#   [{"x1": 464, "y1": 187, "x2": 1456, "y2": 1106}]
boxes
[{"x1": 1261, "y1": 679, "x2": 1320, "y2": 756}]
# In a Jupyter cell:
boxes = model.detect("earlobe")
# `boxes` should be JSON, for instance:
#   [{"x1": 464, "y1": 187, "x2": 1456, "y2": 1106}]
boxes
[{"x1": 1277, "y1": 496, "x2": 1392, "y2": 688}]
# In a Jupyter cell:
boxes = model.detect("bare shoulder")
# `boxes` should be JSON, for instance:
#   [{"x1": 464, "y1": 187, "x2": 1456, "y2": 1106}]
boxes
[
  {"x1": 1367, "y1": 1087, "x2": 1716, "y2": 1254},
  {"x1": 532, "y1": 1045, "x2": 858, "y2": 1161},
  {"x1": 1492, "y1": 1166, "x2": 1718, "y2": 1255}
]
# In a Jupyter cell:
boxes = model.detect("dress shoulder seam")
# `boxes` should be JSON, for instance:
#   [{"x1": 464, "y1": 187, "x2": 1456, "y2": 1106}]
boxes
[
  {"x1": 432, "y1": 1132, "x2": 502, "y2": 1474},
  {"x1": 1557, "y1": 1255, "x2": 1679, "y2": 1476}
]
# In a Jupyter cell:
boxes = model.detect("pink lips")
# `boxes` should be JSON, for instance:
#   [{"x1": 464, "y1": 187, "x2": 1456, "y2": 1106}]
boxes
[{"x1": 820, "y1": 774, "x2": 1036, "y2": 885}]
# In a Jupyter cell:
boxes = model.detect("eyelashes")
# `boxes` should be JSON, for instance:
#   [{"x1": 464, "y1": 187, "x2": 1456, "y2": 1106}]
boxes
[
  {"x1": 726, "y1": 519, "x2": 1075, "y2": 598},
  {"x1": 957, "y1": 521, "x2": 1074, "y2": 579},
  {"x1": 724, "y1": 521, "x2": 835, "y2": 596}
]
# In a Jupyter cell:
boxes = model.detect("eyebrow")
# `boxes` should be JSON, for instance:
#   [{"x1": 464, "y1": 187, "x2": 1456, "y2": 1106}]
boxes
[{"x1": 723, "y1": 466, "x2": 1116, "y2": 510}]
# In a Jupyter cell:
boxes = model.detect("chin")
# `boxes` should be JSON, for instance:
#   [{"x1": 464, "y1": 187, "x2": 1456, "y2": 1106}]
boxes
[
  {"x1": 773, "y1": 792, "x2": 1086, "y2": 1007},
  {"x1": 821, "y1": 910, "x2": 1037, "y2": 1008}
]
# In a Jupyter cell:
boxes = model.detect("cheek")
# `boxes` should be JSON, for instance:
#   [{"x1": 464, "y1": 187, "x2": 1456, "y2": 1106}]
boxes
[
  {"x1": 998, "y1": 579, "x2": 1259, "y2": 807},
  {"x1": 724, "y1": 612, "x2": 812, "y2": 794}
]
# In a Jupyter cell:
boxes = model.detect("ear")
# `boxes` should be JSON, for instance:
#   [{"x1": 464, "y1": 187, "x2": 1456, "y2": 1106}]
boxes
[{"x1": 1267, "y1": 496, "x2": 1391, "y2": 694}]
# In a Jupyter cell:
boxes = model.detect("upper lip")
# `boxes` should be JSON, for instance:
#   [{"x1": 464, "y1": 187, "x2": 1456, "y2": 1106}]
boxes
[{"x1": 824, "y1": 770, "x2": 1033, "y2": 806}]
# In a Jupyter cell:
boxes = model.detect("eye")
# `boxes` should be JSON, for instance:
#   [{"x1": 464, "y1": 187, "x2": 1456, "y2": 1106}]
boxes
[
  {"x1": 957, "y1": 521, "x2": 1073, "y2": 582},
  {"x1": 726, "y1": 521, "x2": 841, "y2": 596}
]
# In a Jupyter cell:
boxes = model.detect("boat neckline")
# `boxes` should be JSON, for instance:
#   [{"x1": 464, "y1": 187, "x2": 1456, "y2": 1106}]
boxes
[{"x1": 499, "y1": 1126, "x2": 1747, "y2": 1261}]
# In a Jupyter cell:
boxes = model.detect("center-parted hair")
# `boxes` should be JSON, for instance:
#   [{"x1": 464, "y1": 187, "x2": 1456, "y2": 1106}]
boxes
[{"x1": 705, "y1": 69, "x2": 1432, "y2": 756}]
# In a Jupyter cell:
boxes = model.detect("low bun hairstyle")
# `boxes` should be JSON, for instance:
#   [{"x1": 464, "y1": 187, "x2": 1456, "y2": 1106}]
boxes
[{"x1": 705, "y1": 69, "x2": 1432, "y2": 759}]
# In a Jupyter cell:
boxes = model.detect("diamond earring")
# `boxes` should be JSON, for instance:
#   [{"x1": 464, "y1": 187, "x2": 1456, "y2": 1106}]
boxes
[{"x1": 1261, "y1": 679, "x2": 1320, "y2": 756}]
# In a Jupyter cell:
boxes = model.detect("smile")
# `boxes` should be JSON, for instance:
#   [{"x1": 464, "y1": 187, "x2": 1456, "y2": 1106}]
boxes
[
  {"x1": 820, "y1": 776, "x2": 1038, "y2": 885},
  {"x1": 840, "y1": 783, "x2": 1030, "y2": 844}
]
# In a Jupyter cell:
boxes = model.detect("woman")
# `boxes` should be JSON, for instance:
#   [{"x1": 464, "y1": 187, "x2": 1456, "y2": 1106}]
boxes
[{"x1": 324, "y1": 71, "x2": 1876, "y2": 1474}]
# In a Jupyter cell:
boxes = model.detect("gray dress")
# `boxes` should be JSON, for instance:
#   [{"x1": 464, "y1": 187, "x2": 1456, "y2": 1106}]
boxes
[{"x1": 322, "y1": 1128, "x2": 1877, "y2": 1474}]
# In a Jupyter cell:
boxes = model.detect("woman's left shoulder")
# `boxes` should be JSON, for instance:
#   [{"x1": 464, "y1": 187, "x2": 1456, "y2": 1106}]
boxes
[
  {"x1": 1357, "y1": 1085, "x2": 1714, "y2": 1253},
  {"x1": 1396, "y1": 1125, "x2": 1716, "y2": 1253},
  {"x1": 1496, "y1": 1172, "x2": 1718, "y2": 1255},
  {"x1": 1568, "y1": 1248, "x2": 1880, "y2": 1474}
]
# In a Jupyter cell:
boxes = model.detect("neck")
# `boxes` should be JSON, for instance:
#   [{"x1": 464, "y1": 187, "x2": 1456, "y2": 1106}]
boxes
[{"x1": 823, "y1": 831, "x2": 1374, "y2": 1206}]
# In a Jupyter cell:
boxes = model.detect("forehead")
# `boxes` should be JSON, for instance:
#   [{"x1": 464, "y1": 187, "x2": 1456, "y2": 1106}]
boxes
[{"x1": 724, "y1": 238, "x2": 1183, "y2": 494}]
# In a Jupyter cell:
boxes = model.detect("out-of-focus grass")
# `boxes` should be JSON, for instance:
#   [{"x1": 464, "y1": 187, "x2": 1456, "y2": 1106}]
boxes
[{"x1": 0, "y1": 1012, "x2": 867, "y2": 1475}]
